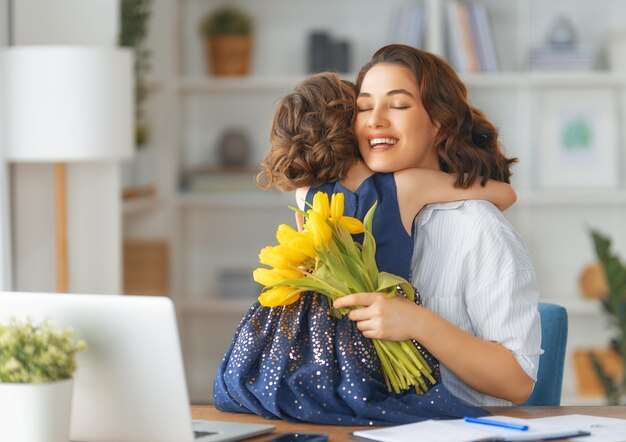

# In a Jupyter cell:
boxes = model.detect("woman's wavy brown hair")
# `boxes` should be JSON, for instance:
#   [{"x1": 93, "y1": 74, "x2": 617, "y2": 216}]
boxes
[
  {"x1": 357, "y1": 44, "x2": 517, "y2": 187},
  {"x1": 257, "y1": 72, "x2": 359, "y2": 191}
]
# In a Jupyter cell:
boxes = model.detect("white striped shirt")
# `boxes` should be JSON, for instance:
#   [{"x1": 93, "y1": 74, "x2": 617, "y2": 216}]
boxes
[{"x1": 410, "y1": 200, "x2": 542, "y2": 406}]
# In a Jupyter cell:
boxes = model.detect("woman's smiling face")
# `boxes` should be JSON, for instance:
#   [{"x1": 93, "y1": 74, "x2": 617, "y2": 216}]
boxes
[{"x1": 354, "y1": 63, "x2": 439, "y2": 173}]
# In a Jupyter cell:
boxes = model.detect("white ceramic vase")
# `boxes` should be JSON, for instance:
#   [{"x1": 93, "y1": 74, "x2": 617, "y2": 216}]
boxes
[{"x1": 0, "y1": 379, "x2": 73, "y2": 442}]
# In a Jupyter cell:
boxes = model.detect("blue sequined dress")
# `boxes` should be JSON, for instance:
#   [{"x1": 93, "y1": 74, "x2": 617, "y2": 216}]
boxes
[{"x1": 214, "y1": 173, "x2": 488, "y2": 425}]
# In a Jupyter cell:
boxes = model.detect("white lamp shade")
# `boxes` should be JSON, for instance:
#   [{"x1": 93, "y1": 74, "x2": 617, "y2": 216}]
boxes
[{"x1": 1, "y1": 46, "x2": 134, "y2": 162}]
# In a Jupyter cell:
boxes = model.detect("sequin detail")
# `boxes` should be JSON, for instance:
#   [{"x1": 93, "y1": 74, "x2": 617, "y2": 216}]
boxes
[{"x1": 214, "y1": 295, "x2": 488, "y2": 425}]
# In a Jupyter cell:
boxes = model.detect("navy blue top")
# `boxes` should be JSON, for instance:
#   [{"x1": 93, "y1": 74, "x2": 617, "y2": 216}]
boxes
[{"x1": 306, "y1": 173, "x2": 414, "y2": 281}]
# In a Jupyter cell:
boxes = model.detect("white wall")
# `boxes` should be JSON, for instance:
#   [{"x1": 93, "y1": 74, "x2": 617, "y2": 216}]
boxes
[{"x1": 9, "y1": 0, "x2": 123, "y2": 294}]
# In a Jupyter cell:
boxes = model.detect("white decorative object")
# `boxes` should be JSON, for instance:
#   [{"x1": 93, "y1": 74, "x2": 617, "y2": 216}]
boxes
[
  {"x1": 537, "y1": 89, "x2": 618, "y2": 189},
  {"x1": 0, "y1": 379, "x2": 73, "y2": 442},
  {"x1": 0, "y1": 46, "x2": 133, "y2": 292}
]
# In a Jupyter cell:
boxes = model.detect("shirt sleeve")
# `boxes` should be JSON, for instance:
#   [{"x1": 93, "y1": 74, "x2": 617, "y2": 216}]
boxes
[
  {"x1": 462, "y1": 204, "x2": 543, "y2": 381},
  {"x1": 466, "y1": 270, "x2": 542, "y2": 380}
]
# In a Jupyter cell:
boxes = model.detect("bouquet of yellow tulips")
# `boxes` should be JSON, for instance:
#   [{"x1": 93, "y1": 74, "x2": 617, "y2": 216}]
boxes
[{"x1": 253, "y1": 191, "x2": 436, "y2": 394}]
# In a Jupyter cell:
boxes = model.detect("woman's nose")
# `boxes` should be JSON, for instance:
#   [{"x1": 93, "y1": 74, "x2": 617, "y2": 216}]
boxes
[{"x1": 367, "y1": 109, "x2": 387, "y2": 128}]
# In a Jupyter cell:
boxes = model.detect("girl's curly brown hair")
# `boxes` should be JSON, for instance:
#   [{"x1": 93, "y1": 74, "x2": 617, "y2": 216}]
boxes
[
  {"x1": 257, "y1": 72, "x2": 360, "y2": 191},
  {"x1": 357, "y1": 44, "x2": 517, "y2": 187}
]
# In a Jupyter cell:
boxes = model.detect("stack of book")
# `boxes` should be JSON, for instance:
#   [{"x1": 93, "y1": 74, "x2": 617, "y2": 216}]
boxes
[
  {"x1": 179, "y1": 167, "x2": 260, "y2": 193},
  {"x1": 388, "y1": 4, "x2": 425, "y2": 49},
  {"x1": 530, "y1": 45, "x2": 596, "y2": 71},
  {"x1": 446, "y1": 1, "x2": 498, "y2": 73}
]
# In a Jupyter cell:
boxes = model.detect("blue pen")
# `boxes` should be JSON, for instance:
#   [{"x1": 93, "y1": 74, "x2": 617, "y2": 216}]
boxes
[{"x1": 464, "y1": 416, "x2": 529, "y2": 431}]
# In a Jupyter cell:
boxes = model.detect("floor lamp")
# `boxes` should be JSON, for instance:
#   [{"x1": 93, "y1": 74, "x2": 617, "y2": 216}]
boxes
[{"x1": 1, "y1": 46, "x2": 133, "y2": 293}]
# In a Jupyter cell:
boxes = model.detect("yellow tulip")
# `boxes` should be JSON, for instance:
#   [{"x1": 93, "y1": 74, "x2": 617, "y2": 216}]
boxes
[
  {"x1": 289, "y1": 231, "x2": 316, "y2": 258},
  {"x1": 305, "y1": 210, "x2": 332, "y2": 246},
  {"x1": 330, "y1": 193, "x2": 344, "y2": 219},
  {"x1": 253, "y1": 267, "x2": 302, "y2": 287},
  {"x1": 258, "y1": 286, "x2": 301, "y2": 307},
  {"x1": 275, "y1": 244, "x2": 309, "y2": 265},
  {"x1": 338, "y1": 216, "x2": 365, "y2": 234},
  {"x1": 311, "y1": 192, "x2": 330, "y2": 220},
  {"x1": 258, "y1": 245, "x2": 292, "y2": 269},
  {"x1": 276, "y1": 224, "x2": 298, "y2": 246}
]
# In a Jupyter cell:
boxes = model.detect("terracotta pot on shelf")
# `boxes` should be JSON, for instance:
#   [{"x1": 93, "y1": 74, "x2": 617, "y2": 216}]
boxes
[
  {"x1": 206, "y1": 35, "x2": 252, "y2": 76},
  {"x1": 573, "y1": 348, "x2": 623, "y2": 397}
]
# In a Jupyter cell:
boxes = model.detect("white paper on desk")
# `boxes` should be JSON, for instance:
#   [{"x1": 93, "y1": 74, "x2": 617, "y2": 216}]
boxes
[
  {"x1": 531, "y1": 414, "x2": 626, "y2": 442},
  {"x1": 351, "y1": 415, "x2": 587, "y2": 442}
]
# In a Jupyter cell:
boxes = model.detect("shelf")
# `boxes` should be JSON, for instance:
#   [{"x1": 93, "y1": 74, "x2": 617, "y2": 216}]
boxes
[
  {"x1": 560, "y1": 395, "x2": 607, "y2": 406},
  {"x1": 463, "y1": 71, "x2": 626, "y2": 88},
  {"x1": 174, "y1": 189, "x2": 626, "y2": 209},
  {"x1": 173, "y1": 72, "x2": 626, "y2": 94},
  {"x1": 516, "y1": 190, "x2": 626, "y2": 207},
  {"x1": 176, "y1": 191, "x2": 295, "y2": 209},
  {"x1": 175, "y1": 76, "x2": 313, "y2": 94},
  {"x1": 122, "y1": 196, "x2": 160, "y2": 214},
  {"x1": 540, "y1": 298, "x2": 603, "y2": 315},
  {"x1": 176, "y1": 299, "x2": 255, "y2": 316}
]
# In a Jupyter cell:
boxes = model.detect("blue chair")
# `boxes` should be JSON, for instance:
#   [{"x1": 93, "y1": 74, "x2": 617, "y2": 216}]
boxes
[{"x1": 523, "y1": 302, "x2": 568, "y2": 406}]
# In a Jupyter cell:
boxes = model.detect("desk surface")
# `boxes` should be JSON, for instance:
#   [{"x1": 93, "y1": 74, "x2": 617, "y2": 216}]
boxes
[{"x1": 191, "y1": 405, "x2": 626, "y2": 442}]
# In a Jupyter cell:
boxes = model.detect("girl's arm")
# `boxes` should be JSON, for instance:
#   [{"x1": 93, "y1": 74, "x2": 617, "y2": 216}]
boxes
[
  {"x1": 294, "y1": 187, "x2": 309, "y2": 231},
  {"x1": 395, "y1": 168, "x2": 516, "y2": 233},
  {"x1": 332, "y1": 293, "x2": 534, "y2": 404}
]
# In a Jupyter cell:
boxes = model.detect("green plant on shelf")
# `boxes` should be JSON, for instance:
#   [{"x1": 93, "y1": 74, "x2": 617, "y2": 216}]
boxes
[
  {"x1": 589, "y1": 229, "x2": 626, "y2": 405},
  {"x1": 199, "y1": 6, "x2": 252, "y2": 37},
  {"x1": 119, "y1": 0, "x2": 153, "y2": 148}
]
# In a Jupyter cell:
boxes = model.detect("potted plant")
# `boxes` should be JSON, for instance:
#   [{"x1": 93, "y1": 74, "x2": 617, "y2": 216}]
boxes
[
  {"x1": 0, "y1": 319, "x2": 86, "y2": 442},
  {"x1": 585, "y1": 229, "x2": 626, "y2": 404},
  {"x1": 119, "y1": 0, "x2": 156, "y2": 192},
  {"x1": 200, "y1": 6, "x2": 253, "y2": 76}
]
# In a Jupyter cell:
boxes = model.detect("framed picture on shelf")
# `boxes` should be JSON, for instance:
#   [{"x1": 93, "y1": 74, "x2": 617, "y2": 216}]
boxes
[{"x1": 537, "y1": 89, "x2": 618, "y2": 189}]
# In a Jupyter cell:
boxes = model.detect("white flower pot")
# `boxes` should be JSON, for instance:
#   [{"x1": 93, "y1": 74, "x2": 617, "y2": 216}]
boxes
[{"x1": 0, "y1": 379, "x2": 73, "y2": 442}]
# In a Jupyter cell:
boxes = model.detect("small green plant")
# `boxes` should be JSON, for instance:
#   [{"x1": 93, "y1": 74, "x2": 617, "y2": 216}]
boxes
[
  {"x1": 590, "y1": 229, "x2": 626, "y2": 404},
  {"x1": 119, "y1": 0, "x2": 153, "y2": 147},
  {"x1": 200, "y1": 6, "x2": 252, "y2": 37},
  {"x1": 0, "y1": 319, "x2": 86, "y2": 384}
]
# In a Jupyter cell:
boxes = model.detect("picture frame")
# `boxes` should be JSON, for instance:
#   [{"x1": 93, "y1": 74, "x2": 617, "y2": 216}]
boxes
[{"x1": 537, "y1": 89, "x2": 618, "y2": 189}]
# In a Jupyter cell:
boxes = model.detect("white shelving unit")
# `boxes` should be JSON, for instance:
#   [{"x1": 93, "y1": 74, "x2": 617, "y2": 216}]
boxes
[{"x1": 124, "y1": 0, "x2": 626, "y2": 404}]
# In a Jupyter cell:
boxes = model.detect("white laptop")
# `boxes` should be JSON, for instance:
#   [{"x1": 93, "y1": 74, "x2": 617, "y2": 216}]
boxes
[{"x1": 0, "y1": 292, "x2": 275, "y2": 442}]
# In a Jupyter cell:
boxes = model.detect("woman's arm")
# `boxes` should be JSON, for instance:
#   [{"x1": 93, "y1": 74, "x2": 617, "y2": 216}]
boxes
[
  {"x1": 332, "y1": 293, "x2": 534, "y2": 404},
  {"x1": 395, "y1": 168, "x2": 516, "y2": 233}
]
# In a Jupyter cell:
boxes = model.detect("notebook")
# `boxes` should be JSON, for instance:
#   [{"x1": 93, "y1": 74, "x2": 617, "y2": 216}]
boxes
[{"x1": 0, "y1": 291, "x2": 275, "y2": 442}]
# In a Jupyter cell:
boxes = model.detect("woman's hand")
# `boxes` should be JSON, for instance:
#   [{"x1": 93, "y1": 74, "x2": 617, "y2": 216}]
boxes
[{"x1": 333, "y1": 292, "x2": 420, "y2": 341}]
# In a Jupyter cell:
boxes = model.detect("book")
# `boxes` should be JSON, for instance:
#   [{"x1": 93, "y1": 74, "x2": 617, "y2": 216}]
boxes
[
  {"x1": 446, "y1": 1, "x2": 465, "y2": 71},
  {"x1": 456, "y1": 2, "x2": 480, "y2": 72},
  {"x1": 468, "y1": 2, "x2": 498, "y2": 72}
]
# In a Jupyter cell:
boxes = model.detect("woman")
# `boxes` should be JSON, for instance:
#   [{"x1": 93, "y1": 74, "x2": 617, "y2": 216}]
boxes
[{"x1": 334, "y1": 44, "x2": 542, "y2": 406}]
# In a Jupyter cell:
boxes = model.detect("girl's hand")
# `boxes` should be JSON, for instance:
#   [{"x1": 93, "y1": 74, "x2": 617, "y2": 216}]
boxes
[{"x1": 333, "y1": 292, "x2": 420, "y2": 341}]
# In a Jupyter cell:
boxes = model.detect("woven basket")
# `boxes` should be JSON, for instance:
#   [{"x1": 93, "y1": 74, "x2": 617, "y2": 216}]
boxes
[
  {"x1": 123, "y1": 240, "x2": 169, "y2": 296},
  {"x1": 206, "y1": 35, "x2": 252, "y2": 76}
]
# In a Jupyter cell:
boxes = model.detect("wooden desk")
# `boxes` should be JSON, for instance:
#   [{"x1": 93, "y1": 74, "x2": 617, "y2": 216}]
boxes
[{"x1": 192, "y1": 405, "x2": 626, "y2": 441}]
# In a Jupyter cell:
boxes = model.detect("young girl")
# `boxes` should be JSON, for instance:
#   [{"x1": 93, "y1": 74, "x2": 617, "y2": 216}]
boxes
[
  {"x1": 258, "y1": 73, "x2": 516, "y2": 281},
  {"x1": 334, "y1": 45, "x2": 541, "y2": 407},
  {"x1": 214, "y1": 71, "x2": 516, "y2": 424}
]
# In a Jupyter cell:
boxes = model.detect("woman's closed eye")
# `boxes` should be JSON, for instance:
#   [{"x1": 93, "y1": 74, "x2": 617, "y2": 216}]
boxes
[{"x1": 357, "y1": 107, "x2": 372, "y2": 113}]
